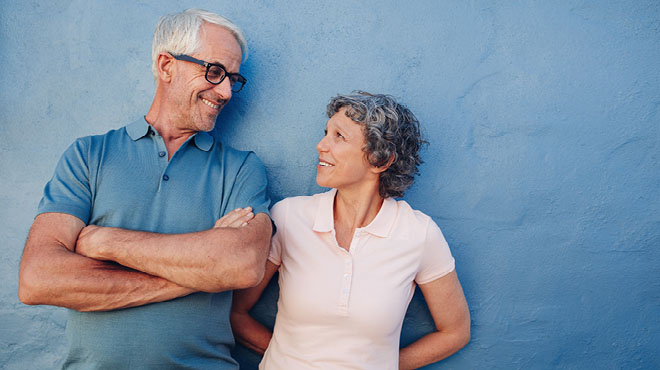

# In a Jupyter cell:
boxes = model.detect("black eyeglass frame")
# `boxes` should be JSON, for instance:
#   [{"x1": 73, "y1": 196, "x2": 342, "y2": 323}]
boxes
[{"x1": 170, "y1": 53, "x2": 246, "y2": 93}]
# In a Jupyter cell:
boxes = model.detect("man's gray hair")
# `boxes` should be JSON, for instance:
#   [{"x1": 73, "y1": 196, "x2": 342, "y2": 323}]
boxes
[
  {"x1": 327, "y1": 91, "x2": 427, "y2": 198},
  {"x1": 151, "y1": 8, "x2": 248, "y2": 84}
]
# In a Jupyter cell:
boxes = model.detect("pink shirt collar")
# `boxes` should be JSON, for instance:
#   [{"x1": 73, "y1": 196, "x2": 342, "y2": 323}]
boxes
[{"x1": 312, "y1": 188, "x2": 398, "y2": 238}]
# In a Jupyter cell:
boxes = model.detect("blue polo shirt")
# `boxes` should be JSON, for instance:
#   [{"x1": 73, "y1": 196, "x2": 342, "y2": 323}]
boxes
[{"x1": 37, "y1": 119, "x2": 271, "y2": 369}]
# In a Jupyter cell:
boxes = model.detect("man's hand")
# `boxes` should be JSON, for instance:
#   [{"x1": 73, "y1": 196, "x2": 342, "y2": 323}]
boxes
[
  {"x1": 76, "y1": 224, "x2": 108, "y2": 260},
  {"x1": 215, "y1": 207, "x2": 255, "y2": 228}
]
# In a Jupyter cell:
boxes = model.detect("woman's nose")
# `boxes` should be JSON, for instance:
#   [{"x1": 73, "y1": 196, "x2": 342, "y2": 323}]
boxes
[{"x1": 316, "y1": 136, "x2": 328, "y2": 152}]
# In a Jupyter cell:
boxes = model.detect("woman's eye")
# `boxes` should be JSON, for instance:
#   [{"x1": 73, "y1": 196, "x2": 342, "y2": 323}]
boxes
[{"x1": 336, "y1": 132, "x2": 344, "y2": 138}]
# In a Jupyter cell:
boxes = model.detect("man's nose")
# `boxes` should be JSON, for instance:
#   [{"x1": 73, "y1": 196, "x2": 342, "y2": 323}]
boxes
[{"x1": 213, "y1": 78, "x2": 233, "y2": 101}]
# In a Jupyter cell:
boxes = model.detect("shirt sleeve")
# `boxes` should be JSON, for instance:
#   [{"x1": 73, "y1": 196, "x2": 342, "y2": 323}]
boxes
[
  {"x1": 415, "y1": 218, "x2": 456, "y2": 284},
  {"x1": 267, "y1": 199, "x2": 287, "y2": 266},
  {"x1": 224, "y1": 151, "x2": 271, "y2": 217},
  {"x1": 36, "y1": 138, "x2": 92, "y2": 224}
]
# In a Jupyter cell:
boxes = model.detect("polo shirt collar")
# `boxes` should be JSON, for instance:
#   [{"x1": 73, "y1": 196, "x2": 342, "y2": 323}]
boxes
[
  {"x1": 126, "y1": 119, "x2": 151, "y2": 140},
  {"x1": 193, "y1": 131, "x2": 213, "y2": 151},
  {"x1": 312, "y1": 188, "x2": 397, "y2": 238},
  {"x1": 361, "y1": 196, "x2": 397, "y2": 238},
  {"x1": 125, "y1": 118, "x2": 213, "y2": 152},
  {"x1": 312, "y1": 189, "x2": 336, "y2": 233}
]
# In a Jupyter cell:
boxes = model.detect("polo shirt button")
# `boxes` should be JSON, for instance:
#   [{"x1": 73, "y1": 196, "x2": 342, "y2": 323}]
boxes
[
  {"x1": 163, "y1": 174, "x2": 169, "y2": 181},
  {"x1": 159, "y1": 151, "x2": 166, "y2": 157}
]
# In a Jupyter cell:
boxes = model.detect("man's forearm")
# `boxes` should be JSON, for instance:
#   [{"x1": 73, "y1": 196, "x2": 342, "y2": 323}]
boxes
[
  {"x1": 77, "y1": 214, "x2": 272, "y2": 292},
  {"x1": 22, "y1": 257, "x2": 195, "y2": 312},
  {"x1": 19, "y1": 213, "x2": 195, "y2": 311}
]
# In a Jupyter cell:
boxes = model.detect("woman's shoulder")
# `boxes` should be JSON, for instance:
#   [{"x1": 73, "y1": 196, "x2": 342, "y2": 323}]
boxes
[
  {"x1": 391, "y1": 198, "x2": 434, "y2": 227},
  {"x1": 273, "y1": 191, "x2": 321, "y2": 208}
]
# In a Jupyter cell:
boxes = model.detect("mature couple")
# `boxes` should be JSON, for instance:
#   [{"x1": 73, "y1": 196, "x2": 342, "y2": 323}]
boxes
[{"x1": 18, "y1": 8, "x2": 469, "y2": 370}]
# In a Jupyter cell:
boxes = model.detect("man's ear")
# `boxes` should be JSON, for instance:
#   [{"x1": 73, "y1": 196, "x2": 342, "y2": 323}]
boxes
[
  {"x1": 156, "y1": 52, "x2": 174, "y2": 83},
  {"x1": 371, "y1": 154, "x2": 395, "y2": 174}
]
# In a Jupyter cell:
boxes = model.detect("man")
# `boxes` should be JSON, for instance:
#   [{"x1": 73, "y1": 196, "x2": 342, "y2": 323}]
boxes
[{"x1": 18, "y1": 9, "x2": 271, "y2": 369}]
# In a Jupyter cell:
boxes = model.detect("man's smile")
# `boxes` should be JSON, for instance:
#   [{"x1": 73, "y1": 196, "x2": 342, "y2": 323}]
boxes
[{"x1": 202, "y1": 98, "x2": 221, "y2": 110}]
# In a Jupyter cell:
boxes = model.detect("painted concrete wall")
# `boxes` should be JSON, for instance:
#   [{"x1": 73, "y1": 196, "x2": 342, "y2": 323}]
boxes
[{"x1": 1, "y1": 1, "x2": 659, "y2": 369}]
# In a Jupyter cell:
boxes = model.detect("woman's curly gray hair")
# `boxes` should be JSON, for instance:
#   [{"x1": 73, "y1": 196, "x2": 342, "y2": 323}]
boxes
[{"x1": 327, "y1": 91, "x2": 427, "y2": 198}]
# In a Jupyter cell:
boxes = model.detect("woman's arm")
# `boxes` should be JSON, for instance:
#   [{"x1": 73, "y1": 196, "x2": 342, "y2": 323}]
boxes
[
  {"x1": 399, "y1": 270, "x2": 470, "y2": 370},
  {"x1": 231, "y1": 260, "x2": 280, "y2": 354}
]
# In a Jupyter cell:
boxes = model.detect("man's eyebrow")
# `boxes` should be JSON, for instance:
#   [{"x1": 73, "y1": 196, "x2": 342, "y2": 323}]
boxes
[
  {"x1": 208, "y1": 59, "x2": 226, "y2": 67},
  {"x1": 210, "y1": 60, "x2": 241, "y2": 73}
]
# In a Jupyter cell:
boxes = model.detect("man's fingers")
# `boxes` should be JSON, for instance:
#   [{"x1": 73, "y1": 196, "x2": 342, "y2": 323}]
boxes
[
  {"x1": 215, "y1": 208, "x2": 245, "y2": 227},
  {"x1": 214, "y1": 207, "x2": 254, "y2": 228}
]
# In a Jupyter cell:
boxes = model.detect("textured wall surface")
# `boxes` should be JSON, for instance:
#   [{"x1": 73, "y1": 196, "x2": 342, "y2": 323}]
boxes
[{"x1": 2, "y1": 1, "x2": 659, "y2": 369}]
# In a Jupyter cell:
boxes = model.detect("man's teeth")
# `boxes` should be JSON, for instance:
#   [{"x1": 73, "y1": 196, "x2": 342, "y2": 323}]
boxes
[
  {"x1": 202, "y1": 98, "x2": 220, "y2": 109},
  {"x1": 319, "y1": 161, "x2": 333, "y2": 167}
]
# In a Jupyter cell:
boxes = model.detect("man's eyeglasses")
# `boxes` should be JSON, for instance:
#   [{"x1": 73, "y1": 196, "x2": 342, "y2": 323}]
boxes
[{"x1": 170, "y1": 53, "x2": 246, "y2": 93}]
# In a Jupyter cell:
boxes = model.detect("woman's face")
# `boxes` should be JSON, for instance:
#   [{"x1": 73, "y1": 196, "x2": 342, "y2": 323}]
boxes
[{"x1": 316, "y1": 108, "x2": 377, "y2": 191}]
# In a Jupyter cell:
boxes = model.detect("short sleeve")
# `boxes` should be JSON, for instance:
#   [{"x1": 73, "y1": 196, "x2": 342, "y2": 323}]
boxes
[
  {"x1": 415, "y1": 219, "x2": 455, "y2": 284},
  {"x1": 225, "y1": 151, "x2": 271, "y2": 217},
  {"x1": 37, "y1": 138, "x2": 92, "y2": 224},
  {"x1": 267, "y1": 199, "x2": 287, "y2": 266}
]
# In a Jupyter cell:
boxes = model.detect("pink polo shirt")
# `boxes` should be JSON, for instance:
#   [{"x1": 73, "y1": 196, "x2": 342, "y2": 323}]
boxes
[{"x1": 260, "y1": 189, "x2": 455, "y2": 370}]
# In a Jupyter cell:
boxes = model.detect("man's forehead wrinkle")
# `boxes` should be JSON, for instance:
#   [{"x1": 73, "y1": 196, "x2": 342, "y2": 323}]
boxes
[
  {"x1": 207, "y1": 54, "x2": 227, "y2": 65},
  {"x1": 196, "y1": 29, "x2": 242, "y2": 69}
]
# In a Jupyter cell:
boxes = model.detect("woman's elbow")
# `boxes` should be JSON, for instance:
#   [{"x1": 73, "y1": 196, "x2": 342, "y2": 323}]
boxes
[
  {"x1": 437, "y1": 319, "x2": 470, "y2": 357},
  {"x1": 229, "y1": 309, "x2": 242, "y2": 330},
  {"x1": 453, "y1": 319, "x2": 471, "y2": 351},
  {"x1": 457, "y1": 328, "x2": 471, "y2": 350}
]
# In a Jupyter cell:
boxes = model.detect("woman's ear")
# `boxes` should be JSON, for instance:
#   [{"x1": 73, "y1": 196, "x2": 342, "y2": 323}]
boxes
[
  {"x1": 372, "y1": 154, "x2": 395, "y2": 174},
  {"x1": 156, "y1": 52, "x2": 174, "y2": 83}
]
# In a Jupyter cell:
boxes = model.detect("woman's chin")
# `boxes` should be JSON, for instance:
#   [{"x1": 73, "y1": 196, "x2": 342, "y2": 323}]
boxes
[{"x1": 315, "y1": 176, "x2": 330, "y2": 189}]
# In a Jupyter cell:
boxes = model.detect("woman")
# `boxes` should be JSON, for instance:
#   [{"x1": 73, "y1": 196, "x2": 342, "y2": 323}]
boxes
[{"x1": 228, "y1": 92, "x2": 470, "y2": 369}]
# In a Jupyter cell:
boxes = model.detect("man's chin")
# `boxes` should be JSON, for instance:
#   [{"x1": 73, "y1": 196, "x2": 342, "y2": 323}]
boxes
[
  {"x1": 199, "y1": 115, "x2": 220, "y2": 132},
  {"x1": 200, "y1": 124, "x2": 216, "y2": 132}
]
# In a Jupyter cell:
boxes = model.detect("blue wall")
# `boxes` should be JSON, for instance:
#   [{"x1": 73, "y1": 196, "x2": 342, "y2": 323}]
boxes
[{"x1": 2, "y1": 1, "x2": 659, "y2": 369}]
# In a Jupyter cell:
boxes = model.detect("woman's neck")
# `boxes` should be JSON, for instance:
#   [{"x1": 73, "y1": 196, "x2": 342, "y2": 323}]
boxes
[{"x1": 333, "y1": 184, "x2": 384, "y2": 250}]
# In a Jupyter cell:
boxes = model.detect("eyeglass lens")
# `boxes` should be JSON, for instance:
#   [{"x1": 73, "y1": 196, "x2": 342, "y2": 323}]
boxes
[{"x1": 206, "y1": 65, "x2": 244, "y2": 93}]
